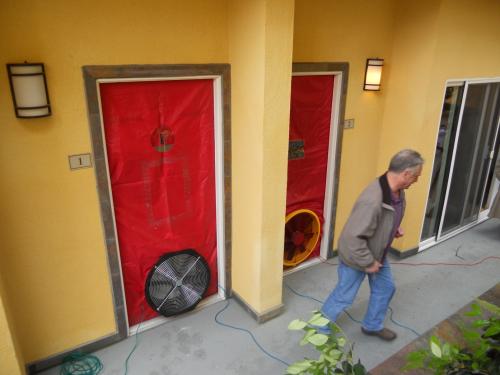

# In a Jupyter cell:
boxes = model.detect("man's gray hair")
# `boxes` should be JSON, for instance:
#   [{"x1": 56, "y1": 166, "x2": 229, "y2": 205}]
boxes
[{"x1": 388, "y1": 149, "x2": 424, "y2": 173}]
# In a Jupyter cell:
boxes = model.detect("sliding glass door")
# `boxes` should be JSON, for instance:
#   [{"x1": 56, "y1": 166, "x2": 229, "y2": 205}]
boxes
[{"x1": 421, "y1": 80, "x2": 500, "y2": 244}]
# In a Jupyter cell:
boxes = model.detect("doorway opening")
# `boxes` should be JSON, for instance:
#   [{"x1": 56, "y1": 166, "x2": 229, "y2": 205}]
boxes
[{"x1": 284, "y1": 63, "x2": 348, "y2": 273}]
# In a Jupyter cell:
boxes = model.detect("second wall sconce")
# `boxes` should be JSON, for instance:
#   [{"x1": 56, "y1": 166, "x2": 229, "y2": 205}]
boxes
[
  {"x1": 363, "y1": 58, "x2": 384, "y2": 91},
  {"x1": 7, "y1": 62, "x2": 51, "y2": 118}
]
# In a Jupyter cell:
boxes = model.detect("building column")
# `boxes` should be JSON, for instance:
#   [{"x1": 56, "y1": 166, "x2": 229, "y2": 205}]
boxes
[{"x1": 229, "y1": 0, "x2": 295, "y2": 320}]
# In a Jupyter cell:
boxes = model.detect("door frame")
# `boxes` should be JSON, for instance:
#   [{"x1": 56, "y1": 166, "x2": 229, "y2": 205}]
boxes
[
  {"x1": 419, "y1": 77, "x2": 500, "y2": 251},
  {"x1": 284, "y1": 62, "x2": 349, "y2": 274},
  {"x1": 85, "y1": 65, "x2": 232, "y2": 337},
  {"x1": 86, "y1": 64, "x2": 231, "y2": 341}
]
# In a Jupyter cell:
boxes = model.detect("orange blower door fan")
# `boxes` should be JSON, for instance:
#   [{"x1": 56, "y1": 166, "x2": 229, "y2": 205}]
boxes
[{"x1": 283, "y1": 209, "x2": 321, "y2": 267}]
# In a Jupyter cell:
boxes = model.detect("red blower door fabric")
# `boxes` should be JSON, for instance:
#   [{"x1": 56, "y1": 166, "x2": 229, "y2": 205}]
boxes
[
  {"x1": 286, "y1": 75, "x2": 334, "y2": 258},
  {"x1": 99, "y1": 79, "x2": 218, "y2": 326}
]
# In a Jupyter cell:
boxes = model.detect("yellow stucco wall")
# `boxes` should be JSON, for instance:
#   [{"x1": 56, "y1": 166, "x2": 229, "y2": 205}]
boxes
[
  {"x1": 0, "y1": 0, "x2": 229, "y2": 363},
  {"x1": 229, "y1": 0, "x2": 294, "y2": 312},
  {"x1": 293, "y1": 0, "x2": 398, "y2": 248},
  {"x1": 0, "y1": 278, "x2": 24, "y2": 375},
  {"x1": 379, "y1": 0, "x2": 500, "y2": 252}
]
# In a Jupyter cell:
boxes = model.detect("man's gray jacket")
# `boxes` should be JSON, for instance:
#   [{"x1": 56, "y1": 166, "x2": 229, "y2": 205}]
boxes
[{"x1": 338, "y1": 174, "x2": 405, "y2": 271}]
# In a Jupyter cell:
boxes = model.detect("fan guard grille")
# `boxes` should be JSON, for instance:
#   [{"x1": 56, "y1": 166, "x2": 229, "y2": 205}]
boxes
[{"x1": 145, "y1": 249, "x2": 210, "y2": 317}]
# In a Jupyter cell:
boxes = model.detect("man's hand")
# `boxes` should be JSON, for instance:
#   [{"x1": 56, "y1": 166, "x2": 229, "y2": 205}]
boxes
[
  {"x1": 365, "y1": 260, "x2": 381, "y2": 273},
  {"x1": 395, "y1": 227, "x2": 404, "y2": 238}
]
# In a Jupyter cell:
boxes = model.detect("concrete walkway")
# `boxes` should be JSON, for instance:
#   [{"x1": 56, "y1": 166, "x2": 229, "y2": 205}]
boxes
[{"x1": 40, "y1": 219, "x2": 500, "y2": 375}]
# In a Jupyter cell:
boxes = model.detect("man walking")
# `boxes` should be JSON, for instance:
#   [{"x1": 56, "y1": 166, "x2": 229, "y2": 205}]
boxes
[{"x1": 321, "y1": 149, "x2": 424, "y2": 341}]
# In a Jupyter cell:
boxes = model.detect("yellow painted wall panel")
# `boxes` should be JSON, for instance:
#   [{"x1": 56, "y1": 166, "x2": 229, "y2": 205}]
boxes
[
  {"x1": 0, "y1": 276, "x2": 24, "y2": 375},
  {"x1": 379, "y1": 0, "x2": 500, "y2": 252},
  {"x1": 0, "y1": 0, "x2": 228, "y2": 362}
]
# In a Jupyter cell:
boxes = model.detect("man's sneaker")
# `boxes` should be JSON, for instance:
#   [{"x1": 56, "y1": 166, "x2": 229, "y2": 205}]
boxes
[{"x1": 361, "y1": 327, "x2": 397, "y2": 341}]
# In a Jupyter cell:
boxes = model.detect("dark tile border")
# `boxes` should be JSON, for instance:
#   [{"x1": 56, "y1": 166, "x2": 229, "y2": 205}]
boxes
[
  {"x1": 388, "y1": 246, "x2": 419, "y2": 259},
  {"x1": 231, "y1": 290, "x2": 285, "y2": 323},
  {"x1": 292, "y1": 63, "x2": 349, "y2": 260},
  {"x1": 27, "y1": 64, "x2": 232, "y2": 374},
  {"x1": 27, "y1": 334, "x2": 118, "y2": 374}
]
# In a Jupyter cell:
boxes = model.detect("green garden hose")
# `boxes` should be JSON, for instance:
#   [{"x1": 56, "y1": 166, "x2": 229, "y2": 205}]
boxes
[{"x1": 59, "y1": 352, "x2": 103, "y2": 375}]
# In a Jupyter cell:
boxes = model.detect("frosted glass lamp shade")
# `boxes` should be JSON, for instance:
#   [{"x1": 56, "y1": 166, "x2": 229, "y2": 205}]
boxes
[
  {"x1": 363, "y1": 58, "x2": 384, "y2": 91},
  {"x1": 7, "y1": 63, "x2": 51, "y2": 118}
]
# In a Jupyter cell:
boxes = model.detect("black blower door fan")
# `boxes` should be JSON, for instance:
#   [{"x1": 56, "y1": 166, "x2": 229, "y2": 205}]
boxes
[{"x1": 145, "y1": 249, "x2": 210, "y2": 317}]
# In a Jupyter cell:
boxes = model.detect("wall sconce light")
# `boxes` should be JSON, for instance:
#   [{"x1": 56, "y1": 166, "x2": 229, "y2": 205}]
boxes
[
  {"x1": 7, "y1": 62, "x2": 51, "y2": 118},
  {"x1": 363, "y1": 58, "x2": 384, "y2": 91}
]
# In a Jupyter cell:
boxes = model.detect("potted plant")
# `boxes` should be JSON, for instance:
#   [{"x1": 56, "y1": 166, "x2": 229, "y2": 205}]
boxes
[
  {"x1": 287, "y1": 310, "x2": 367, "y2": 375},
  {"x1": 404, "y1": 299, "x2": 500, "y2": 375}
]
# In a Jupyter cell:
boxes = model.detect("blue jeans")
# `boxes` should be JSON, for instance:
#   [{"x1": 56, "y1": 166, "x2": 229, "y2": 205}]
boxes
[{"x1": 321, "y1": 259, "x2": 395, "y2": 331}]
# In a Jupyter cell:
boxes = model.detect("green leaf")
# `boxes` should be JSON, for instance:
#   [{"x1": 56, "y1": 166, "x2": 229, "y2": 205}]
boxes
[
  {"x1": 286, "y1": 360, "x2": 312, "y2": 374},
  {"x1": 341, "y1": 360, "x2": 352, "y2": 373},
  {"x1": 308, "y1": 314, "x2": 330, "y2": 327},
  {"x1": 484, "y1": 324, "x2": 500, "y2": 337},
  {"x1": 430, "y1": 336, "x2": 442, "y2": 358},
  {"x1": 353, "y1": 361, "x2": 367, "y2": 375},
  {"x1": 450, "y1": 345, "x2": 459, "y2": 355},
  {"x1": 307, "y1": 333, "x2": 329, "y2": 346},
  {"x1": 308, "y1": 312, "x2": 322, "y2": 320},
  {"x1": 323, "y1": 353, "x2": 337, "y2": 365},
  {"x1": 300, "y1": 330, "x2": 315, "y2": 346},
  {"x1": 477, "y1": 299, "x2": 500, "y2": 316},
  {"x1": 330, "y1": 323, "x2": 341, "y2": 335},
  {"x1": 403, "y1": 350, "x2": 426, "y2": 370},
  {"x1": 462, "y1": 329, "x2": 481, "y2": 342},
  {"x1": 472, "y1": 319, "x2": 490, "y2": 328},
  {"x1": 289, "y1": 319, "x2": 308, "y2": 330},
  {"x1": 337, "y1": 337, "x2": 346, "y2": 347},
  {"x1": 406, "y1": 350, "x2": 426, "y2": 361},
  {"x1": 329, "y1": 349, "x2": 342, "y2": 360},
  {"x1": 465, "y1": 303, "x2": 482, "y2": 317},
  {"x1": 441, "y1": 343, "x2": 450, "y2": 357}
]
